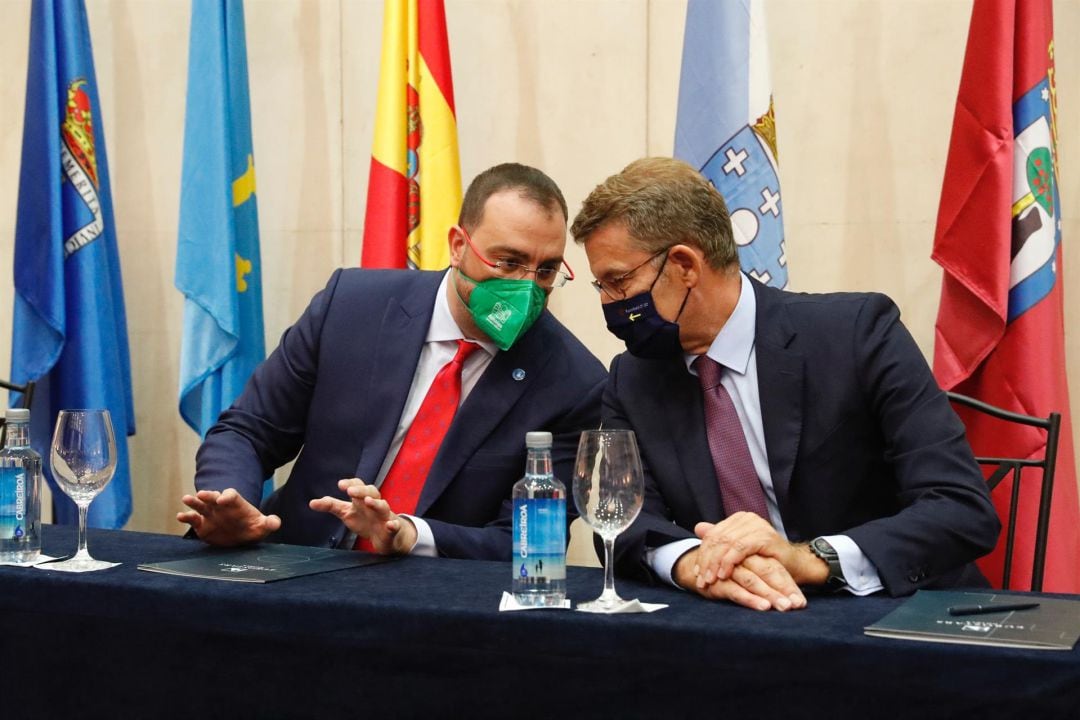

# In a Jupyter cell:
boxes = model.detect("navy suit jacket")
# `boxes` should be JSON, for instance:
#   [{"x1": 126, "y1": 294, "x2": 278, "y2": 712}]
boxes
[
  {"x1": 195, "y1": 268, "x2": 607, "y2": 560},
  {"x1": 603, "y1": 280, "x2": 1000, "y2": 596}
]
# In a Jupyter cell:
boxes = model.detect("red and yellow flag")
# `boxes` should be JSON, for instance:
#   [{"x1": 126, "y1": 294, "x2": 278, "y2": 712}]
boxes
[{"x1": 362, "y1": 0, "x2": 460, "y2": 270}]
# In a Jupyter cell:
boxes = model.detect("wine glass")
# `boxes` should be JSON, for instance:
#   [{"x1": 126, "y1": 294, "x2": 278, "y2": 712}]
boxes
[
  {"x1": 47, "y1": 410, "x2": 117, "y2": 572},
  {"x1": 573, "y1": 429, "x2": 644, "y2": 611}
]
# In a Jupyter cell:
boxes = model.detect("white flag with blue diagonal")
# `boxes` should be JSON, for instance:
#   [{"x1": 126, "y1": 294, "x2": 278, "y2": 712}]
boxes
[{"x1": 675, "y1": 0, "x2": 787, "y2": 288}]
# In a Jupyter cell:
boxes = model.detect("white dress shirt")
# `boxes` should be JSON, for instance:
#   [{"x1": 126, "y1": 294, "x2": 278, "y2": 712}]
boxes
[
  {"x1": 646, "y1": 273, "x2": 883, "y2": 595},
  {"x1": 346, "y1": 270, "x2": 496, "y2": 556}
]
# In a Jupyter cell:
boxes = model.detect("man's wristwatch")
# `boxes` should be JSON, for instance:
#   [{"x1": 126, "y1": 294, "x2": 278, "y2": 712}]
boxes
[{"x1": 808, "y1": 537, "x2": 847, "y2": 590}]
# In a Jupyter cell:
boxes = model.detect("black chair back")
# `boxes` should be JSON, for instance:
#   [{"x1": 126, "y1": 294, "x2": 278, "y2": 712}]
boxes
[{"x1": 947, "y1": 391, "x2": 1061, "y2": 592}]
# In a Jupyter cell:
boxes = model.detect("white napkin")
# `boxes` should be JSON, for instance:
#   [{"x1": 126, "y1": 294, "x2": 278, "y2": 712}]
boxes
[
  {"x1": 499, "y1": 591, "x2": 572, "y2": 611},
  {"x1": 575, "y1": 598, "x2": 668, "y2": 614},
  {"x1": 0, "y1": 554, "x2": 63, "y2": 568}
]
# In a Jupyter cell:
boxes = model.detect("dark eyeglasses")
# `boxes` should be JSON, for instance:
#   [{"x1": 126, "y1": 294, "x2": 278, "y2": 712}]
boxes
[
  {"x1": 590, "y1": 248, "x2": 670, "y2": 300},
  {"x1": 460, "y1": 227, "x2": 575, "y2": 288}
]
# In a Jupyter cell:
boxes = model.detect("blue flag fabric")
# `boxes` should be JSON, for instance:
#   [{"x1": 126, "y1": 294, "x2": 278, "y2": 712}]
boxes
[
  {"x1": 674, "y1": 0, "x2": 788, "y2": 289},
  {"x1": 11, "y1": 0, "x2": 136, "y2": 528},
  {"x1": 176, "y1": 0, "x2": 265, "y2": 442}
]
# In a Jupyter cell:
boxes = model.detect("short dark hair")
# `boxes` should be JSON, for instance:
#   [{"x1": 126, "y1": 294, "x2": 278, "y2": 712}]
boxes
[{"x1": 459, "y1": 163, "x2": 568, "y2": 231}]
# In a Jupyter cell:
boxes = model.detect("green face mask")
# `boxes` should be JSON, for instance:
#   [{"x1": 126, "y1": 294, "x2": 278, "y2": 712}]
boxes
[{"x1": 455, "y1": 268, "x2": 546, "y2": 350}]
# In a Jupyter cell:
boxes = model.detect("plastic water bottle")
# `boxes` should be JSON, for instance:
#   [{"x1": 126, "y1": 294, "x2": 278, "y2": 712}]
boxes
[
  {"x1": 511, "y1": 431, "x2": 566, "y2": 606},
  {"x1": 0, "y1": 408, "x2": 42, "y2": 563}
]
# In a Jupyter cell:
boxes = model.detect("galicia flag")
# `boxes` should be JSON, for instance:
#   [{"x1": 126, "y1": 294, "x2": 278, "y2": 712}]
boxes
[
  {"x1": 176, "y1": 0, "x2": 266, "y2": 441},
  {"x1": 674, "y1": 0, "x2": 786, "y2": 288},
  {"x1": 362, "y1": 0, "x2": 462, "y2": 270},
  {"x1": 932, "y1": 0, "x2": 1079, "y2": 591},
  {"x1": 11, "y1": 0, "x2": 135, "y2": 528}
]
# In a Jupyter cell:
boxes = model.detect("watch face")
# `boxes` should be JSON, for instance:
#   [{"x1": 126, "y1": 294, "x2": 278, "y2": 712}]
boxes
[{"x1": 811, "y1": 537, "x2": 835, "y2": 557}]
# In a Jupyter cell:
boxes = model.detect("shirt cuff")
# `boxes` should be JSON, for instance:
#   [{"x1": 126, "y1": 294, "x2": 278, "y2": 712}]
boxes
[
  {"x1": 400, "y1": 515, "x2": 438, "y2": 557},
  {"x1": 645, "y1": 538, "x2": 702, "y2": 588},
  {"x1": 823, "y1": 534, "x2": 883, "y2": 596}
]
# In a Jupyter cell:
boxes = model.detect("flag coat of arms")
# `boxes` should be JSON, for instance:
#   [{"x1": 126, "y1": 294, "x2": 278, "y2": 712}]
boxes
[
  {"x1": 674, "y1": 0, "x2": 786, "y2": 288},
  {"x1": 932, "y1": 0, "x2": 1079, "y2": 592},
  {"x1": 11, "y1": 0, "x2": 135, "y2": 528},
  {"x1": 362, "y1": 0, "x2": 461, "y2": 270},
  {"x1": 176, "y1": 0, "x2": 266, "y2": 440}
]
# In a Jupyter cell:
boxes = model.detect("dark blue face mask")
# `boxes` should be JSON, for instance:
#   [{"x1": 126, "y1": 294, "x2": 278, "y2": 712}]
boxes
[{"x1": 602, "y1": 254, "x2": 691, "y2": 359}]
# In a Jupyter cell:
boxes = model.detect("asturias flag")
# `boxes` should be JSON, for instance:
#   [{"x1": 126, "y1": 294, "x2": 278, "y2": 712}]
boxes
[
  {"x1": 932, "y1": 0, "x2": 1079, "y2": 592},
  {"x1": 176, "y1": 0, "x2": 265, "y2": 440},
  {"x1": 11, "y1": 0, "x2": 135, "y2": 528},
  {"x1": 362, "y1": 0, "x2": 461, "y2": 270},
  {"x1": 674, "y1": 0, "x2": 786, "y2": 288}
]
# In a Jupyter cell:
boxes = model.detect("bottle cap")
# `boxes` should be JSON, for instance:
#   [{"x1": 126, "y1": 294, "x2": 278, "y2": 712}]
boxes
[
  {"x1": 525, "y1": 431, "x2": 552, "y2": 448},
  {"x1": 4, "y1": 408, "x2": 29, "y2": 421}
]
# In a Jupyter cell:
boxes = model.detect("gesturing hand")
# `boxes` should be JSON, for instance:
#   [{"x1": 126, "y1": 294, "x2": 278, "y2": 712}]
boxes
[
  {"x1": 177, "y1": 488, "x2": 281, "y2": 547},
  {"x1": 309, "y1": 478, "x2": 417, "y2": 555}
]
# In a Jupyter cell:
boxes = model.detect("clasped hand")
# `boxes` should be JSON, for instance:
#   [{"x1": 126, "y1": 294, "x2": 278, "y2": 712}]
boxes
[{"x1": 676, "y1": 511, "x2": 814, "y2": 611}]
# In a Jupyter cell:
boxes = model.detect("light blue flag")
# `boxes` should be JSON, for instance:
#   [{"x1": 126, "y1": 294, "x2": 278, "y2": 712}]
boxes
[
  {"x1": 11, "y1": 0, "x2": 136, "y2": 528},
  {"x1": 674, "y1": 0, "x2": 788, "y2": 289},
  {"x1": 176, "y1": 0, "x2": 265, "y2": 451}
]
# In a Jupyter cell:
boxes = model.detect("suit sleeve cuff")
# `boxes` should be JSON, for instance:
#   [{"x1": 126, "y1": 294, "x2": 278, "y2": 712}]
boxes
[
  {"x1": 824, "y1": 534, "x2": 883, "y2": 596},
  {"x1": 645, "y1": 538, "x2": 702, "y2": 588}
]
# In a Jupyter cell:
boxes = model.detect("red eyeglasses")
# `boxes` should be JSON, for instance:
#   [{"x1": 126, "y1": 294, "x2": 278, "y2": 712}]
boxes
[{"x1": 460, "y1": 227, "x2": 575, "y2": 289}]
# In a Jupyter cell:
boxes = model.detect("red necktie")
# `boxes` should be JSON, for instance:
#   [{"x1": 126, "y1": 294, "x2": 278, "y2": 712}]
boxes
[
  {"x1": 355, "y1": 339, "x2": 481, "y2": 551},
  {"x1": 694, "y1": 355, "x2": 770, "y2": 521}
]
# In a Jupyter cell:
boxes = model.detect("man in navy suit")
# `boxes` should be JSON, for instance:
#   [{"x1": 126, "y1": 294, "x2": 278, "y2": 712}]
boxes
[
  {"x1": 571, "y1": 157, "x2": 999, "y2": 610},
  {"x1": 178, "y1": 164, "x2": 606, "y2": 559}
]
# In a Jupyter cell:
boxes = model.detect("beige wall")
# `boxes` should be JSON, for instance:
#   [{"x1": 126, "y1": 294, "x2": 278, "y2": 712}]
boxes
[{"x1": 1, "y1": 0, "x2": 1078, "y2": 563}]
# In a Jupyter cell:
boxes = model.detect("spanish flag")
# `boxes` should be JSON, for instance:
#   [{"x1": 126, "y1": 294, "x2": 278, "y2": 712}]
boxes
[{"x1": 362, "y1": 0, "x2": 461, "y2": 270}]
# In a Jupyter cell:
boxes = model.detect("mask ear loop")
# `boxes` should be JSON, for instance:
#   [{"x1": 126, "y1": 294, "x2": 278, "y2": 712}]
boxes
[
  {"x1": 452, "y1": 265, "x2": 478, "y2": 308},
  {"x1": 650, "y1": 250, "x2": 692, "y2": 323},
  {"x1": 673, "y1": 287, "x2": 692, "y2": 323}
]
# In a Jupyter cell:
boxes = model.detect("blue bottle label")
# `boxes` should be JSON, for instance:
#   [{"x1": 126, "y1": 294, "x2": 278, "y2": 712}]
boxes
[
  {"x1": 512, "y1": 497, "x2": 566, "y2": 582},
  {"x1": 0, "y1": 467, "x2": 27, "y2": 541}
]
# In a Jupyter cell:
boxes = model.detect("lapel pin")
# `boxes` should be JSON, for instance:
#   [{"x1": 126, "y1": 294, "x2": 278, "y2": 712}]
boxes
[{"x1": 512, "y1": 368, "x2": 526, "y2": 381}]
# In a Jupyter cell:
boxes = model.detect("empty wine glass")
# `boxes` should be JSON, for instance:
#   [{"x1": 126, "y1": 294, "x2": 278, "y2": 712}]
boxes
[
  {"x1": 47, "y1": 409, "x2": 117, "y2": 572},
  {"x1": 573, "y1": 429, "x2": 644, "y2": 611}
]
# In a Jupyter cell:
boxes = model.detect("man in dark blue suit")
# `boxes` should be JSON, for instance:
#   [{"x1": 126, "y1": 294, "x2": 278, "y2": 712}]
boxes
[
  {"x1": 178, "y1": 164, "x2": 606, "y2": 559},
  {"x1": 571, "y1": 157, "x2": 1000, "y2": 610}
]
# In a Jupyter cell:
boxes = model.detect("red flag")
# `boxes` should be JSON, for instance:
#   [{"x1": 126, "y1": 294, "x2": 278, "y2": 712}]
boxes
[
  {"x1": 933, "y1": 0, "x2": 1078, "y2": 591},
  {"x1": 362, "y1": 0, "x2": 461, "y2": 270}
]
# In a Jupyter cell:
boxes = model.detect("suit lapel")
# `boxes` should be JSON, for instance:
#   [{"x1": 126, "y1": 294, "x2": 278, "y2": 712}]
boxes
[
  {"x1": 752, "y1": 281, "x2": 804, "y2": 524},
  {"x1": 656, "y1": 360, "x2": 726, "y2": 522},
  {"x1": 414, "y1": 313, "x2": 554, "y2": 515},
  {"x1": 353, "y1": 274, "x2": 441, "y2": 483}
]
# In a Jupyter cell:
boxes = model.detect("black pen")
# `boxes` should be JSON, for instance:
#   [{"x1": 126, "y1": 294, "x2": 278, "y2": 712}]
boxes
[{"x1": 947, "y1": 602, "x2": 1040, "y2": 617}]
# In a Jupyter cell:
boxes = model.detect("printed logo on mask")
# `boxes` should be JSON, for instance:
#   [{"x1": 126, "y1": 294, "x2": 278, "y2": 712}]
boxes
[{"x1": 487, "y1": 301, "x2": 512, "y2": 331}]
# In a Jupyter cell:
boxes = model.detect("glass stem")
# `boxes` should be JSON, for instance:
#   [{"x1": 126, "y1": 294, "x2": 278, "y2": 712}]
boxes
[
  {"x1": 76, "y1": 503, "x2": 90, "y2": 558},
  {"x1": 601, "y1": 536, "x2": 617, "y2": 601}
]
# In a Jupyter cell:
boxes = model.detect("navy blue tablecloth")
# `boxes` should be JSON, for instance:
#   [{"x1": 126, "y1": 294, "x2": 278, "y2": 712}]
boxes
[{"x1": 1, "y1": 525, "x2": 1078, "y2": 718}]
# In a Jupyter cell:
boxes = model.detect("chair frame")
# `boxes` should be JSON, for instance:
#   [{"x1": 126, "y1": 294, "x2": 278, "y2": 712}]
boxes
[{"x1": 947, "y1": 391, "x2": 1060, "y2": 592}]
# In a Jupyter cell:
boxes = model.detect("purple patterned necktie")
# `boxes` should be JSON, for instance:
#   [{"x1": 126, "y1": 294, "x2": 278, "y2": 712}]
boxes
[{"x1": 694, "y1": 355, "x2": 770, "y2": 521}]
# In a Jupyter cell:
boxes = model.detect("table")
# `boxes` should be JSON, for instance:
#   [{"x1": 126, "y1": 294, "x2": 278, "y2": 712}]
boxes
[{"x1": 1, "y1": 526, "x2": 1078, "y2": 719}]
